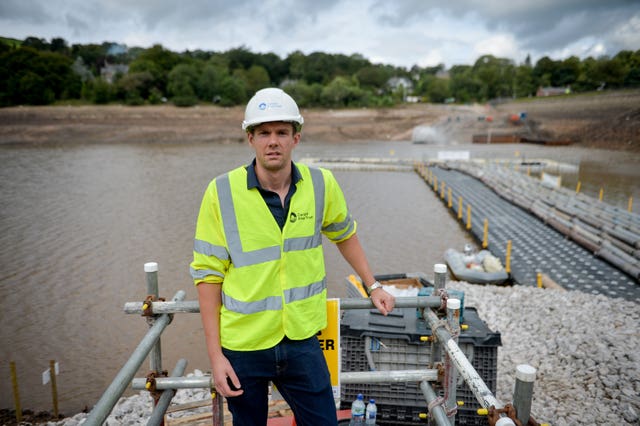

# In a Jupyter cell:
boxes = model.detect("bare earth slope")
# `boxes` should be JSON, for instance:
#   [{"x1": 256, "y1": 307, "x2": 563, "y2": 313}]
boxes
[{"x1": 0, "y1": 89, "x2": 638, "y2": 151}]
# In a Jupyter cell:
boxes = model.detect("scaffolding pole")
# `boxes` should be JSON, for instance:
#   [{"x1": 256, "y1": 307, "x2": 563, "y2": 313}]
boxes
[
  {"x1": 84, "y1": 290, "x2": 186, "y2": 426},
  {"x1": 123, "y1": 296, "x2": 443, "y2": 315},
  {"x1": 131, "y1": 369, "x2": 439, "y2": 390},
  {"x1": 423, "y1": 307, "x2": 516, "y2": 426},
  {"x1": 147, "y1": 358, "x2": 188, "y2": 426},
  {"x1": 420, "y1": 381, "x2": 451, "y2": 426}
]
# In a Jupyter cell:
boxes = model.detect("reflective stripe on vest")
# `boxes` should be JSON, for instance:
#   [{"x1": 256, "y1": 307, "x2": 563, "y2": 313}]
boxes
[{"x1": 216, "y1": 166, "x2": 326, "y2": 315}]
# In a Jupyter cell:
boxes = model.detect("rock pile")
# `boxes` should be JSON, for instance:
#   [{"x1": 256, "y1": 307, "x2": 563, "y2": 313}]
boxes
[
  {"x1": 448, "y1": 282, "x2": 639, "y2": 426},
  {"x1": 48, "y1": 284, "x2": 639, "y2": 426}
]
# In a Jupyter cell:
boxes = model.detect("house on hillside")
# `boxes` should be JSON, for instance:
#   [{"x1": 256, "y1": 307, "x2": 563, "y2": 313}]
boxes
[
  {"x1": 101, "y1": 62, "x2": 129, "y2": 83},
  {"x1": 536, "y1": 86, "x2": 571, "y2": 97},
  {"x1": 387, "y1": 76, "x2": 414, "y2": 101}
]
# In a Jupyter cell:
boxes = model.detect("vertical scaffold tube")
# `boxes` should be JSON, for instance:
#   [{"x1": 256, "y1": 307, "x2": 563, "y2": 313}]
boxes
[
  {"x1": 84, "y1": 290, "x2": 186, "y2": 426},
  {"x1": 145, "y1": 262, "x2": 162, "y2": 374},
  {"x1": 444, "y1": 299, "x2": 461, "y2": 425},
  {"x1": 513, "y1": 364, "x2": 536, "y2": 425},
  {"x1": 430, "y1": 264, "x2": 447, "y2": 370},
  {"x1": 147, "y1": 358, "x2": 188, "y2": 426}
]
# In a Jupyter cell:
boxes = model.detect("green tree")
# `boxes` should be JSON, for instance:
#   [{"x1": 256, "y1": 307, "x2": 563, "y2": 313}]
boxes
[
  {"x1": 130, "y1": 44, "x2": 180, "y2": 94},
  {"x1": 281, "y1": 81, "x2": 321, "y2": 107},
  {"x1": 426, "y1": 78, "x2": 451, "y2": 103},
  {"x1": 217, "y1": 75, "x2": 246, "y2": 106},
  {"x1": 449, "y1": 65, "x2": 481, "y2": 103},
  {"x1": 83, "y1": 77, "x2": 113, "y2": 104},
  {"x1": 356, "y1": 65, "x2": 393, "y2": 89},
  {"x1": 167, "y1": 63, "x2": 199, "y2": 106},
  {"x1": 115, "y1": 71, "x2": 155, "y2": 104},
  {"x1": 514, "y1": 64, "x2": 535, "y2": 97},
  {"x1": 320, "y1": 76, "x2": 364, "y2": 107},
  {"x1": 197, "y1": 63, "x2": 225, "y2": 102},
  {"x1": 235, "y1": 64, "x2": 271, "y2": 96},
  {"x1": 0, "y1": 47, "x2": 79, "y2": 105}
]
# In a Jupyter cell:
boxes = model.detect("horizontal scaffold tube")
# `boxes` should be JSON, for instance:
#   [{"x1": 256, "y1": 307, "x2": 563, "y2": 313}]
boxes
[
  {"x1": 132, "y1": 369, "x2": 440, "y2": 391},
  {"x1": 123, "y1": 296, "x2": 444, "y2": 314}
]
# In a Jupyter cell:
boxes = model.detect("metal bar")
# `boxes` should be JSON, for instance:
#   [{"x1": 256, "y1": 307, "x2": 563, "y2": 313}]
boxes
[
  {"x1": 420, "y1": 381, "x2": 450, "y2": 426},
  {"x1": 132, "y1": 376, "x2": 213, "y2": 390},
  {"x1": 444, "y1": 299, "x2": 461, "y2": 425},
  {"x1": 84, "y1": 290, "x2": 186, "y2": 426},
  {"x1": 145, "y1": 262, "x2": 162, "y2": 376},
  {"x1": 147, "y1": 358, "x2": 188, "y2": 426},
  {"x1": 124, "y1": 296, "x2": 443, "y2": 315},
  {"x1": 132, "y1": 369, "x2": 439, "y2": 390},
  {"x1": 424, "y1": 307, "x2": 502, "y2": 410},
  {"x1": 342, "y1": 369, "x2": 438, "y2": 384},
  {"x1": 430, "y1": 264, "x2": 447, "y2": 372},
  {"x1": 513, "y1": 364, "x2": 536, "y2": 425}
]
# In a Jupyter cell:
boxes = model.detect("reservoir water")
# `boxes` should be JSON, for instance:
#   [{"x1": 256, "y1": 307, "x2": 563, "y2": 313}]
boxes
[{"x1": 0, "y1": 140, "x2": 638, "y2": 414}]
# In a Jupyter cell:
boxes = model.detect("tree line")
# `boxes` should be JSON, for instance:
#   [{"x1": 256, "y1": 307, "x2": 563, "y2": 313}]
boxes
[{"x1": 1, "y1": 35, "x2": 639, "y2": 108}]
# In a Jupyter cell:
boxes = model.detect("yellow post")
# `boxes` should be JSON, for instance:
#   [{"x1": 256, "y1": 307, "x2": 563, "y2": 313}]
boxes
[
  {"x1": 440, "y1": 181, "x2": 446, "y2": 199},
  {"x1": 505, "y1": 240, "x2": 512, "y2": 273},
  {"x1": 433, "y1": 175, "x2": 438, "y2": 190},
  {"x1": 447, "y1": 188, "x2": 452, "y2": 208},
  {"x1": 482, "y1": 219, "x2": 489, "y2": 248},
  {"x1": 629, "y1": 196, "x2": 633, "y2": 213},
  {"x1": 458, "y1": 196, "x2": 463, "y2": 220},
  {"x1": 10, "y1": 362, "x2": 22, "y2": 422},
  {"x1": 50, "y1": 360, "x2": 59, "y2": 418},
  {"x1": 575, "y1": 181, "x2": 581, "y2": 194},
  {"x1": 527, "y1": 166, "x2": 530, "y2": 176},
  {"x1": 537, "y1": 272, "x2": 542, "y2": 288},
  {"x1": 599, "y1": 187, "x2": 604, "y2": 201},
  {"x1": 466, "y1": 205, "x2": 472, "y2": 230}
]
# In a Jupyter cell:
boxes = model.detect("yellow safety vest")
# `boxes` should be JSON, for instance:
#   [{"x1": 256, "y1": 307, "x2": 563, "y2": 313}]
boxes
[{"x1": 191, "y1": 163, "x2": 356, "y2": 350}]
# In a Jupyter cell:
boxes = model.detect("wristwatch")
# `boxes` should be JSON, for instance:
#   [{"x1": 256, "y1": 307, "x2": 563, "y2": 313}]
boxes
[{"x1": 366, "y1": 281, "x2": 383, "y2": 295}]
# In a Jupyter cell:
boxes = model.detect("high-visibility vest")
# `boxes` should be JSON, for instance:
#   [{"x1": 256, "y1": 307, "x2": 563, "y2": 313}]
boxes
[{"x1": 191, "y1": 163, "x2": 356, "y2": 351}]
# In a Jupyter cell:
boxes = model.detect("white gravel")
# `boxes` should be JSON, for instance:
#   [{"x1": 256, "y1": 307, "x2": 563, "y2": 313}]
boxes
[{"x1": 48, "y1": 284, "x2": 639, "y2": 426}]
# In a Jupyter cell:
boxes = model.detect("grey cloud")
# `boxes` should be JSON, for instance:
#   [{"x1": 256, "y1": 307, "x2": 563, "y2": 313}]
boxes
[{"x1": 0, "y1": 0, "x2": 50, "y2": 24}]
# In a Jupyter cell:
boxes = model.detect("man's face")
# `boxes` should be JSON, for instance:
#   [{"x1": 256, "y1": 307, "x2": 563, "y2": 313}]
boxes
[{"x1": 248, "y1": 122, "x2": 300, "y2": 172}]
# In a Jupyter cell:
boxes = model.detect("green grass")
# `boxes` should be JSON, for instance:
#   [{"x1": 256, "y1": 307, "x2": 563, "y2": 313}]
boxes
[{"x1": 0, "y1": 36, "x2": 23, "y2": 47}]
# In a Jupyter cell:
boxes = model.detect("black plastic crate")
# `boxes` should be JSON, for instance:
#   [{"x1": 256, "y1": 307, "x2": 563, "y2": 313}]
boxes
[{"x1": 340, "y1": 306, "x2": 500, "y2": 425}]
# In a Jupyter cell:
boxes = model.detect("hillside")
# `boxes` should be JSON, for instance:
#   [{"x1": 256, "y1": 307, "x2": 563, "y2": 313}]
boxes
[{"x1": 0, "y1": 90, "x2": 638, "y2": 151}]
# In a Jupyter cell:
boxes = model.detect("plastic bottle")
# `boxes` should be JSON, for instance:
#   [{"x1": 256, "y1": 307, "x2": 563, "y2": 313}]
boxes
[
  {"x1": 365, "y1": 399, "x2": 377, "y2": 425},
  {"x1": 350, "y1": 394, "x2": 365, "y2": 424}
]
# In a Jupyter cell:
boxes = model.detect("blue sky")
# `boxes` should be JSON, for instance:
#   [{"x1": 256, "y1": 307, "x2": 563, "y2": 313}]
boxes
[{"x1": 1, "y1": 0, "x2": 639, "y2": 68}]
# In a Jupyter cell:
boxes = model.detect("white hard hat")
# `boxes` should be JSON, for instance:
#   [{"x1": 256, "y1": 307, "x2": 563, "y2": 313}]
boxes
[{"x1": 242, "y1": 88, "x2": 304, "y2": 131}]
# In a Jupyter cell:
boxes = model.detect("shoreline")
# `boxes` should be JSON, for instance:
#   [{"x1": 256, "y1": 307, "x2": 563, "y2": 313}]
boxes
[{"x1": 0, "y1": 90, "x2": 638, "y2": 151}]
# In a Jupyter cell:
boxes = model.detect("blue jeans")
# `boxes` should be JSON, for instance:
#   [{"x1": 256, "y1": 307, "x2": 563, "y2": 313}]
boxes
[{"x1": 222, "y1": 335, "x2": 338, "y2": 426}]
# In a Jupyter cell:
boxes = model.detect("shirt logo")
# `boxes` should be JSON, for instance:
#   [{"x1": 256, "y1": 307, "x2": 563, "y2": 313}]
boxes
[{"x1": 290, "y1": 211, "x2": 312, "y2": 223}]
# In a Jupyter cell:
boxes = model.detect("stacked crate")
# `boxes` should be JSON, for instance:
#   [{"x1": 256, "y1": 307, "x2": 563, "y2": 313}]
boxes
[{"x1": 340, "y1": 305, "x2": 501, "y2": 425}]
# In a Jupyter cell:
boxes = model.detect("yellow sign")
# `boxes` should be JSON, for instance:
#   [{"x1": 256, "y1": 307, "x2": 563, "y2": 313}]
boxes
[{"x1": 318, "y1": 298, "x2": 340, "y2": 399}]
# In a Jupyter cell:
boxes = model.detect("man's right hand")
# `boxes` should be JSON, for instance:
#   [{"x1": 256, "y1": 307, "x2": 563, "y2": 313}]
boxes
[{"x1": 212, "y1": 354, "x2": 243, "y2": 397}]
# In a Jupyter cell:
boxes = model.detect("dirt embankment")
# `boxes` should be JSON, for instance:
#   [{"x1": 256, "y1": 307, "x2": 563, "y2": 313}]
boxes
[{"x1": 0, "y1": 90, "x2": 638, "y2": 151}]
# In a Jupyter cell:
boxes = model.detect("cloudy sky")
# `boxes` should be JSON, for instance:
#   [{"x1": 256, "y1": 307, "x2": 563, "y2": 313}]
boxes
[{"x1": 2, "y1": 0, "x2": 639, "y2": 68}]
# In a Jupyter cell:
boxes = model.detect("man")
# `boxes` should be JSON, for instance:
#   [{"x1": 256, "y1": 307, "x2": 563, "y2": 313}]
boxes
[{"x1": 191, "y1": 87, "x2": 395, "y2": 425}]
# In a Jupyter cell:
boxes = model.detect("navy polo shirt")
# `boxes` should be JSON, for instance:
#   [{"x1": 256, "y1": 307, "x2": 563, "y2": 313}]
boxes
[{"x1": 246, "y1": 159, "x2": 302, "y2": 230}]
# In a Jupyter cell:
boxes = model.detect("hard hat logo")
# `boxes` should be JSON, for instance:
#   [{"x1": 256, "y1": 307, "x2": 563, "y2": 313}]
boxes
[{"x1": 242, "y1": 88, "x2": 304, "y2": 131}]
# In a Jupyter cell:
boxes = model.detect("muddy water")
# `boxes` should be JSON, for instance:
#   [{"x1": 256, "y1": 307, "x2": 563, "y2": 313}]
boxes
[{"x1": 0, "y1": 140, "x2": 638, "y2": 414}]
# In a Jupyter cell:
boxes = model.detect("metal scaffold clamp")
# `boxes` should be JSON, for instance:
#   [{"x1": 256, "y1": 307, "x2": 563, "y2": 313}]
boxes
[
  {"x1": 487, "y1": 404, "x2": 523, "y2": 426},
  {"x1": 141, "y1": 295, "x2": 173, "y2": 323},
  {"x1": 427, "y1": 395, "x2": 446, "y2": 412},
  {"x1": 144, "y1": 370, "x2": 168, "y2": 399}
]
